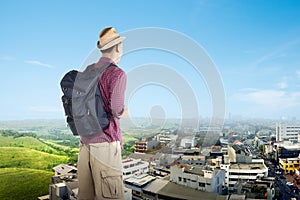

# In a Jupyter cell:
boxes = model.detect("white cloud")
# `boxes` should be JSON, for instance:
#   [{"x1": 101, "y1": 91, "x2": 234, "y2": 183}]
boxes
[
  {"x1": 25, "y1": 60, "x2": 53, "y2": 68},
  {"x1": 277, "y1": 77, "x2": 288, "y2": 89},
  {"x1": 234, "y1": 89, "x2": 300, "y2": 109},
  {"x1": 277, "y1": 81, "x2": 288, "y2": 89}
]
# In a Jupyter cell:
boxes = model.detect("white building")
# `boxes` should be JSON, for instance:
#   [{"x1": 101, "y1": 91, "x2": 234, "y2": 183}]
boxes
[
  {"x1": 170, "y1": 164, "x2": 226, "y2": 194},
  {"x1": 155, "y1": 134, "x2": 172, "y2": 144},
  {"x1": 180, "y1": 136, "x2": 196, "y2": 148},
  {"x1": 276, "y1": 123, "x2": 300, "y2": 143},
  {"x1": 221, "y1": 162, "x2": 268, "y2": 192},
  {"x1": 122, "y1": 158, "x2": 149, "y2": 180}
]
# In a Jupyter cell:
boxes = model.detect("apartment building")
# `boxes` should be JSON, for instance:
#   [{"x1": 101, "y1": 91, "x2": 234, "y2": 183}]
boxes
[
  {"x1": 122, "y1": 158, "x2": 149, "y2": 180},
  {"x1": 224, "y1": 162, "x2": 268, "y2": 192},
  {"x1": 276, "y1": 123, "x2": 300, "y2": 143},
  {"x1": 134, "y1": 136, "x2": 159, "y2": 153},
  {"x1": 169, "y1": 164, "x2": 226, "y2": 194},
  {"x1": 155, "y1": 133, "x2": 177, "y2": 144},
  {"x1": 276, "y1": 143, "x2": 300, "y2": 159},
  {"x1": 124, "y1": 173, "x2": 227, "y2": 200},
  {"x1": 279, "y1": 157, "x2": 299, "y2": 174},
  {"x1": 125, "y1": 174, "x2": 157, "y2": 200},
  {"x1": 222, "y1": 144, "x2": 268, "y2": 192}
]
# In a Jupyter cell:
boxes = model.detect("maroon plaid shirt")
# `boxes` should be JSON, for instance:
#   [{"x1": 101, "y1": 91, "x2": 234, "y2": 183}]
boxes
[{"x1": 80, "y1": 57, "x2": 126, "y2": 148}]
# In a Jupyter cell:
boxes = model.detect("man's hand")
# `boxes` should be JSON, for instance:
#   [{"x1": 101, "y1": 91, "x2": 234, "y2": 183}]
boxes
[{"x1": 120, "y1": 107, "x2": 129, "y2": 119}]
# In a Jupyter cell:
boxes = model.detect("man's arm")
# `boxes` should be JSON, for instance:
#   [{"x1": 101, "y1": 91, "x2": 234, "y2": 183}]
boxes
[{"x1": 111, "y1": 71, "x2": 126, "y2": 118}]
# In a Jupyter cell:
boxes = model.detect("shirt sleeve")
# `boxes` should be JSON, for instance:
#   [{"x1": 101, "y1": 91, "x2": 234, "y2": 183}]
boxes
[{"x1": 110, "y1": 71, "x2": 126, "y2": 118}]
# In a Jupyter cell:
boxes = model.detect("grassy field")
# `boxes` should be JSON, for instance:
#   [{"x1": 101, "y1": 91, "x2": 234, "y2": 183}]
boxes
[
  {"x1": 0, "y1": 135, "x2": 63, "y2": 155},
  {"x1": 122, "y1": 131, "x2": 138, "y2": 144},
  {"x1": 0, "y1": 147, "x2": 69, "y2": 170},
  {"x1": 0, "y1": 132, "x2": 71, "y2": 199},
  {"x1": 0, "y1": 168, "x2": 53, "y2": 200}
]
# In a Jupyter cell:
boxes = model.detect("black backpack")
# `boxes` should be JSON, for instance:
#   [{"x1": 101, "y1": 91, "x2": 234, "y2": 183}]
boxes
[{"x1": 60, "y1": 62, "x2": 114, "y2": 136}]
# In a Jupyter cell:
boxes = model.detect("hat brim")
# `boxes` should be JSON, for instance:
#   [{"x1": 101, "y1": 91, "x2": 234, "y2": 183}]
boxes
[{"x1": 98, "y1": 36, "x2": 125, "y2": 50}]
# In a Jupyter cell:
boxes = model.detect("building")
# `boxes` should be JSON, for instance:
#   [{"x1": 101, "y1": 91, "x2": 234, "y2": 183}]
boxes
[
  {"x1": 233, "y1": 179, "x2": 275, "y2": 199},
  {"x1": 169, "y1": 164, "x2": 226, "y2": 194},
  {"x1": 262, "y1": 142, "x2": 274, "y2": 158},
  {"x1": 276, "y1": 144, "x2": 300, "y2": 159},
  {"x1": 279, "y1": 157, "x2": 299, "y2": 174},
  {"x1": 53, "y1": 164, "x2": 77, "y2": 176},
  {"x1": 122, "y1": 158, "x2": 149, "y2": 180},
  {"x1": 180, "y1": 136, "x2": 196, "y2": 148},
  {"x1": 176, "y1": 155, "x2": 206, "y2": 166},
  {"x1": 48, "y1": 165, "x2": 79, "y2": 200},
  {"x1": 157, "y1": 181, "x2": 227, "y2": 200},
  {"x1": 276, "y1": 123, "x2": 300, "y2": 143},
  {"x1": 125, "y1": 173, "x2": 228, "y2": 200},
  {"x1": 134, "y1": 136, "x2": 159, "y2": 153},
  {"x1": 210, "y1": 145, "x2": 224, "y2": 157},
  {"x1": 224, "y1": 162, "x2": 268, "y2": 192},
  {"x1": 155, "y1": 133, "x2": 176, "y2": 144},
  {"x1": 227, "y1": 144, "x2": 252, "y2": 163},
  {"x1": 124, "y1": 174, "x2": 157, "y2": 200},
  {"x1": 156, "y1": 153, "x2": 180, "y2": 167}
]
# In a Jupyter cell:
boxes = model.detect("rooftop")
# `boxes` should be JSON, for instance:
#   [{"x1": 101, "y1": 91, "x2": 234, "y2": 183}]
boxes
[
  {"x1": 143, "y1": 179, "x2": 169, "y2": 193},
  {"x1": 52, "y1": 164, "x2": 77, "y2": 175},
  {"x1": 157, "y1": 181, "x2": 227, "y2": 200},
  {"x1": 125, "y1": 174, "x2": 156, "y2": 187},
  {"x1": 128, "y1": 152, "x2": 163, "y2": 161},
  {"x1": 230, "y1": 163, "x2": 266, "y2": 170}
]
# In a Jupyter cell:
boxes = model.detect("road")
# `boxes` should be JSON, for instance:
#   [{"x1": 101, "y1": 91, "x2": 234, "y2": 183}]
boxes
[{"x1": 265, "y1": 158, "x2": 300, "y2": 200}]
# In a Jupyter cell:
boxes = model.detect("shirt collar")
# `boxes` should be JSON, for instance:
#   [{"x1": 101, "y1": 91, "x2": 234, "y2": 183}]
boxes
[{"x1": 99, "y1": 57, "x2": 115, "y2": 65}]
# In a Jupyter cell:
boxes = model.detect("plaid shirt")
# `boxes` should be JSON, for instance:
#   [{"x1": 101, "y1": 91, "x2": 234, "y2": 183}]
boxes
[{"x1": 80, "y1": 57, "x2": 126, "y2": 147}]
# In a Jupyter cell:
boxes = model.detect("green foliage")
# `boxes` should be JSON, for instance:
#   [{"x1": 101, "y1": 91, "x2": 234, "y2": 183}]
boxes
[
  {"x1": 252, "y1": 185, "x2": 267, "y2": 194},
  {"x1": 0, "y1": 168, "x2": 53, "y2": 200},
  {"x1": 0, "y1": 129, "x2": 37, "y2": 138},
  {"x1": 259, "y1": 144, "x2": 264, "y2": 153},
  {"x1": 122, "y1": 141, "x2": 135, "y2": 158},
  {"x1": 39, "y1": 131, "x2": 78, "y2": 145}
]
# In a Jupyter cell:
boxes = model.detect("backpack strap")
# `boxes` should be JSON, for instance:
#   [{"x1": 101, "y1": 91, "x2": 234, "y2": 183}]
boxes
[{"x1": 84, "y1": 62, "x2": 117, "y2": 77}]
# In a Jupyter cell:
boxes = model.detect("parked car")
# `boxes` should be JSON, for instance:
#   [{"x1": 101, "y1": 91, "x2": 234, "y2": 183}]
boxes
[{"x1": 286, "y1": 182, "x2": 293, "y2": 186}]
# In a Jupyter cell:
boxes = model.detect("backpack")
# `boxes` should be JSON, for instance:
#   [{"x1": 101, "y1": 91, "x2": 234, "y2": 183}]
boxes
[{"x1": 60, "y1": 62, "x2": 114, "y2": 136}]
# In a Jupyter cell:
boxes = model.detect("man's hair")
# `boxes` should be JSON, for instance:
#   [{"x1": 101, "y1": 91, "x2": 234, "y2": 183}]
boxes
[{"x1": 100, "y1": 45, "x2": 115, "y2": 54}]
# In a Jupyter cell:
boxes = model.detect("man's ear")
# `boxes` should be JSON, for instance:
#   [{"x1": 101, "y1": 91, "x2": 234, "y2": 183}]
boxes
[{"x1": 115, "y1": 44, "x2": 120, "y2": 53}]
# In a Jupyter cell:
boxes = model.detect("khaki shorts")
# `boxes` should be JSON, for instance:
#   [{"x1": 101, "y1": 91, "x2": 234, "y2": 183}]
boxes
[{"x1": 77, "y1": 141, "x2": 124, "y2": 200}]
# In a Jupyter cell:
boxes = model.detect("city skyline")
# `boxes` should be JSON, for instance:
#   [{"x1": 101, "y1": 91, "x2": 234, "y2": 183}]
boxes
[{"x1": 1, "y1": 1, "x2": 300, "y2": 120}]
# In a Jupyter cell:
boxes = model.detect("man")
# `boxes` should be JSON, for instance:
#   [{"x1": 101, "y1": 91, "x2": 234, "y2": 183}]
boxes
[{"x1": 77, "y1": 27, "x2": 126, "y2": 200}]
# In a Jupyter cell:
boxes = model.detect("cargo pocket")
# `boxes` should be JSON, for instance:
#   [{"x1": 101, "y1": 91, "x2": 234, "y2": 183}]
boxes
[{"x1": 101, "y1": 169, "x2": 123, "y2": 199}]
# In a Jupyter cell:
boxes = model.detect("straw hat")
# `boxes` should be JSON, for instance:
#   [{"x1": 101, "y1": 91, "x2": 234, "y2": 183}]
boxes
[{"x1": 97, "y1": 27, "x2": 125, "y2": 50}]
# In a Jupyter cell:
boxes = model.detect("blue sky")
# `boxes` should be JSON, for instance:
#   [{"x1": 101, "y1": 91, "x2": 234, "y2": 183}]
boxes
[{"x1": 0, "y1": 0, "x2": 300, "y2": 120}]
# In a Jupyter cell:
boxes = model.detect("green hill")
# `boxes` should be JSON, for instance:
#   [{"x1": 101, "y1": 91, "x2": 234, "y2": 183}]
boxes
[
  {"x1": 0, "y1": 147, "x2": 69, "y2": 170},
  {"x1": 0, "y1": 135, "x2": 64, "y2": 155},
  {"x1": 0, "y1": 133, "x2": 71, "y2": 199},
  {"x1": 0, "y1": 168, "x2": 53, "y2": 200}
]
